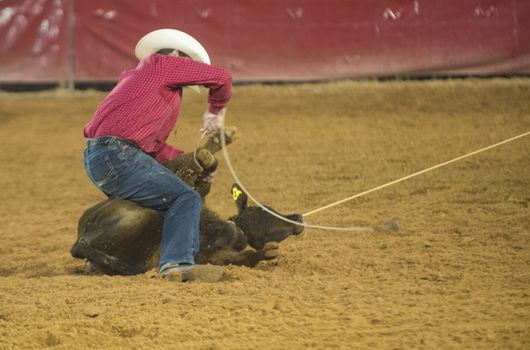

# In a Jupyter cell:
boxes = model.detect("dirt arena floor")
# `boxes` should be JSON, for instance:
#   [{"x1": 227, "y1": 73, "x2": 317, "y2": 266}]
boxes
[{"x1": 0, "y1": 78, "x2": 529, "y2": 349}]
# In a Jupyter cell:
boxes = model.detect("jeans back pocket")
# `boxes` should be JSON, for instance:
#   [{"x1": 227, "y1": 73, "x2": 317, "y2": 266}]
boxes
[{"x1": 84, "y1": 147, "x2": 119, "y2": 196}]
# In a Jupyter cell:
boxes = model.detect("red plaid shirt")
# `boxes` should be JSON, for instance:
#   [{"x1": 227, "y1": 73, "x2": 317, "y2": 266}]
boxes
[{"x1": 84, "y1": 54, "x2": 232, "y2": 163}]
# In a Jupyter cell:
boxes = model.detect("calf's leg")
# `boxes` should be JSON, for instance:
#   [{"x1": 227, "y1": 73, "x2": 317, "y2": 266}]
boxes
[{"x1": 203, "y1": 242, "x2": 280, "y2": 267}]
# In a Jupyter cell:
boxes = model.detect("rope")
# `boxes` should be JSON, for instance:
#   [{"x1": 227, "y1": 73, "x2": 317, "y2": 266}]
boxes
[
  {"x1": 303, "y1": 131, "x2": 529, "y2": 217},
  {"x1": 212, "y1": 112, "x2": 529, "y2": 231},
  {"x1": 192, "y1": 142, "x2": 205, "y2": 172},
  {"x1": 219, "y1": 122, "x2": 375, "y2": 232}
]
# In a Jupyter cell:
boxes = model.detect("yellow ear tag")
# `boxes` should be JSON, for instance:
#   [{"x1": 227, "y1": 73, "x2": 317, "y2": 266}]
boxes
[{"x1": 232, "y1": 187, "x2": 242, "y2": 201}]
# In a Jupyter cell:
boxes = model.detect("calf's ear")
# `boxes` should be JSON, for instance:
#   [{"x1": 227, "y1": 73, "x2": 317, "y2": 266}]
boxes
[{"x1": 231, "y1": 183, "x2": 248, "y2": 214}]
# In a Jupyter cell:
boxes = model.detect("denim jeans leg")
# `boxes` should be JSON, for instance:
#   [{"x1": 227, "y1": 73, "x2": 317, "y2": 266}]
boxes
[
  {"x1": 83, "y1": 139, "x2": 202, "y2": 268},
  {"x1": 158, "y1": 188, "x2": 202, "y2": 267}
]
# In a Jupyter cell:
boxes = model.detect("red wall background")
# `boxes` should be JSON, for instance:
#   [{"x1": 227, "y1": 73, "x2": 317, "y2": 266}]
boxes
[{"x1": 1, "y1": 0, "x2": 529, "y2": 84}]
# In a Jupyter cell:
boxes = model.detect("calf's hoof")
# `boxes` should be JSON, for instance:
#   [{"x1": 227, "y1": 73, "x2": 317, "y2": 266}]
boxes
[
  {"x1": 86, "y1": 260, "x2": 99, "y2": 273},
  {"x1": 211, "y1": 126, "x2": 238, "y2": 145},
  {"x1": 263, "y1": 242, "x2": 280, "y2": 259},
  {"x1": 195, "y1": 149, "x2": 218, "y2": 172},
  {"x1": 162, "y1": 264, "x2": 224, "y2": 283}
]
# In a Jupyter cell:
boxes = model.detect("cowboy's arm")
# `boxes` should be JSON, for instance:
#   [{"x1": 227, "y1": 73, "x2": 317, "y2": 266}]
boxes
[{"x1": 161, "y1": 56, "x2": 232, "y2": 114}]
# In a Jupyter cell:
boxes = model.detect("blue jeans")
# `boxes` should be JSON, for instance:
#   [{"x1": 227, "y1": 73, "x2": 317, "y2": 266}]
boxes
[{"x1": 83, "y1": 136, "x2": 201, "y2": 268}]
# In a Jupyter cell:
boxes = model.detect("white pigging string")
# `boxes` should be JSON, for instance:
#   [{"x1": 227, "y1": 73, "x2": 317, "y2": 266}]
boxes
[{"x1": 192, "y1": 142, "x2": 205, "y2": 172}]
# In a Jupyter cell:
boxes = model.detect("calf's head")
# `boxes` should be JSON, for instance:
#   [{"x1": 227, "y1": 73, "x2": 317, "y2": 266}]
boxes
[
  {"x1": 199, "y1": 209, "x2": 248, "y2": 255},
  {"x1": 228, "y1": 184, "x2": 304, "y2": 250}
]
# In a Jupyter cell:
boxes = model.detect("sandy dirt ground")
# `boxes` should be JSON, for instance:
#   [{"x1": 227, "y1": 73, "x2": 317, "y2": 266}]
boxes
[{"x1": 0, "y1": 79, "x2": 529, "y2": 349}]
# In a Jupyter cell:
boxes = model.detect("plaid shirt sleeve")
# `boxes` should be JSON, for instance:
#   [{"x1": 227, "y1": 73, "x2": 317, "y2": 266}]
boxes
[
  {"x1": 156, "y1": 142, "x2": 182, "y2": 164},
  {"x1": 160, "y1": 56, "x2": 233, "y2": 114}
]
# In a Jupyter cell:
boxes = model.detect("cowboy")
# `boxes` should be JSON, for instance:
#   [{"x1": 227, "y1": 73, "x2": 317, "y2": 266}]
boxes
[{"x1": 82, "y1": 29, "x2": 232, "y2": 282}]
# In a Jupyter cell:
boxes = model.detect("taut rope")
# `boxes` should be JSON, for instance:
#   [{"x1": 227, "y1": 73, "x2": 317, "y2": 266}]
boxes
[
  {"x1": 303, "y1": 131, "x2": 530, "y2": 217},
  {"x1": 213, "y1": 114, "x2": 528, "y2": 231}
]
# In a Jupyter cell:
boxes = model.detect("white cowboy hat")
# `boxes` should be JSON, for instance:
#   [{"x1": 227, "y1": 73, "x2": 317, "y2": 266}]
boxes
[{"x1": 135, "y1": 29, "x2": 211, "y2": 92}]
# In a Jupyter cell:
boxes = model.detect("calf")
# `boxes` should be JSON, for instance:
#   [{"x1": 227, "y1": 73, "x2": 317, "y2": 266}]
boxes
[{"x1": 71, "y1": 129, "x2": 304, "y2": 275}]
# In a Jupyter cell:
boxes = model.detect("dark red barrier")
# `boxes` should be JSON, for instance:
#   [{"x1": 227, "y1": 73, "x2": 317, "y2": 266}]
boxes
[
  {"x1": 1, "y1": 0, "x2": 529, "y2": 83},
  {"x1": 0, "y1": 0, "x2": 71, "y2": 82}
]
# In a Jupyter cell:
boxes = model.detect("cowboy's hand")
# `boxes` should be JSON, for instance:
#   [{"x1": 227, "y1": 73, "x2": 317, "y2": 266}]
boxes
[
  {"x1": 200, "y1": 108, "x2": 225, "y2": 135},
  {"x1": 200, "y1": 110, "x2": 223, "y2": 135}
]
